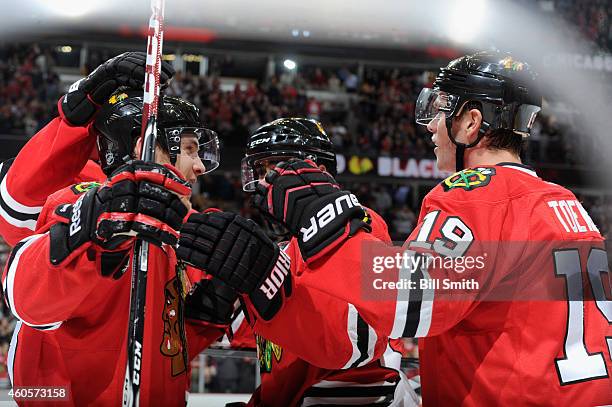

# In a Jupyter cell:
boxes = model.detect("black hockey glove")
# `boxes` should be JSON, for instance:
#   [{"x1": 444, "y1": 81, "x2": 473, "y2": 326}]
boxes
[
  {"x1": 50, "y1": 161, "x2": 190, "y2": 266},
  {"x1": 59, "y1": 51, "x2": 175, "y2": 126},
  {"x1": 252, "y1": 159, "x2": 372, "y2": 263},
  {"x1": 177, "y1": 211, "x2": 292, "y2": 321},
  {"x1": 185, "y1": 277, "x2": 239, "y2": 326}
]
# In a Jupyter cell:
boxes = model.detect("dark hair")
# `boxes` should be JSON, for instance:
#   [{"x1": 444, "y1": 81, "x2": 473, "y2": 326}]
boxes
[
  {"x1": 459, "y1": 101, "x2": 523, "y2": 156},
  {"x1": 484, "y1": 129, "x2": 523, "y2": 156}
]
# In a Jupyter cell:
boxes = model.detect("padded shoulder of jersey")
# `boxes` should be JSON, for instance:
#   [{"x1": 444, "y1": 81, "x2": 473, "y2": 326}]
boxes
[{"x1": 428, "y1": 164, "x2": 575, "y2": 205}]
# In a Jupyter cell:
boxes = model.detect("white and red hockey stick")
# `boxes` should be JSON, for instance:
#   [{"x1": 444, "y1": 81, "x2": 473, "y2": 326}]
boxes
[{"x1": 122, "y1": 0, "x2": 165, "y2": 406}]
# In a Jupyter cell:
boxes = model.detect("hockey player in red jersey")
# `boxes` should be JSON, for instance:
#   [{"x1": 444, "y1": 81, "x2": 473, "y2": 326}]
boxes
[
  {"x1": 178, "y1": 118, "x2": 418, "y2": 406},
  {"x1": 1, "y1": 91, "x2": 237, "y2": 406},
  {"x1": 0, "y1": 52, "x2": 175, "y2": 247},
  {"x1": 180, "y1": 52, "x2": 612, "y2": 406}
]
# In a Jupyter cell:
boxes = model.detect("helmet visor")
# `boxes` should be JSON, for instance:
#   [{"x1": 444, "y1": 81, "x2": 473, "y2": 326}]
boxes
[
  {"x1": 241, "y1": 155, "x2": 294, "y2": 192},
  {"x1": 415, "y1": 88, "x2": 461, "y2": 126},
  {"x1": 165, "y1": 127, "x2": 220, "y2": 174}
]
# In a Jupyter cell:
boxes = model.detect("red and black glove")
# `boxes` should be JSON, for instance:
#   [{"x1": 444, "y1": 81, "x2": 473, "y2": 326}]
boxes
[
  {"x1": 59, "y1": 52, "x2": 175, "y2": 126},
  {"x1": 252, "y1": 158, "x2": 372, "y2": 263},
  {"x1": 177, "y1": 211, "x2": 291, "y2": 321},
  {"x1": 50, "y1": 161, "x2": 190, "y2": 267}
]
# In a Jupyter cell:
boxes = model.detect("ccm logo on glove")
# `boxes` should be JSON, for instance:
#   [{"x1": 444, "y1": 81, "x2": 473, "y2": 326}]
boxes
[
  {"x1": 301, "y1": 193, "x2": 361, "y2": 242},
  {"x1": 259, "y1": 250, "x2": 291, "y2": 300}
]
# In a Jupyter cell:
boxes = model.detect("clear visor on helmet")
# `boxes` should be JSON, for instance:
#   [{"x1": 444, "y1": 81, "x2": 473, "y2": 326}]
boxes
[
  {"x1": 241, "y1": 155, "x2": 295, "y2": 192},
  {"x1": 164, "y1": 127, "x2": 220, "y2": 174},
  {"x1": 415, "y1": 88, "x2": 461, "y2": 126}
]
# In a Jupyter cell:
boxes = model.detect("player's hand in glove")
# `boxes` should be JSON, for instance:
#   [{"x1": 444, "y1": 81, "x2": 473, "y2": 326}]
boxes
[
  {"x1": 185, "y1": 277, "x2": 239, "y2": 327},
  {"x1": 59, "y1": 51, "x2": 175, "y2": 126},
  {"x1": 50, "y1": 161, "x2": 190, "y2": 266},
  {"x1": 177, "y1": 211, "x2": 292, "y2": 321},
  {"x1": 252, "y1": 158, "x2": 372, "y2": 263}
]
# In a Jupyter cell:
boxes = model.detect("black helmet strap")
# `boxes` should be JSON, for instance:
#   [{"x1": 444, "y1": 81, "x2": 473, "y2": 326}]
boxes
[{"x1": 445, "y1": 115, "x2": 489, "y2": 173}]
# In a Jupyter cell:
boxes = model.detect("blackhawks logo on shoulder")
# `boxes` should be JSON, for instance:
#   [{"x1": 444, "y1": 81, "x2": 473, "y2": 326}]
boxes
[
  {"x1": 442, "y1": 167, "x2": 496, "y2": 192},
  {"x1": 70, "y1": 181, "x2": 101, "y2": 195}
]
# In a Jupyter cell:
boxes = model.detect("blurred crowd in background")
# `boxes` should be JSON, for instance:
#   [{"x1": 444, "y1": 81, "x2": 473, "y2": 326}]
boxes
[{"x1": 0, "y1": 0, "x2": 611, "y2": 393}]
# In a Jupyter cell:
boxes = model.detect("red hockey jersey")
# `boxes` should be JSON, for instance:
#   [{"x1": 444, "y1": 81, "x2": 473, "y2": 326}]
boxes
[
  {"x1": 397, "y1": 163, "x2": 612, "y2": 406},
  {"x1": 244, "y1": 163, "x2": 612, "y2": 406},
  {"x1": 0, "y1": 117, "x2": 104, "y2": 247},
  {"x1": 239, "y1": 209, "x2": 417, "y2": 406},
  {"x1": 2, "y1": 184, "x2": 225, "y2": 406}
]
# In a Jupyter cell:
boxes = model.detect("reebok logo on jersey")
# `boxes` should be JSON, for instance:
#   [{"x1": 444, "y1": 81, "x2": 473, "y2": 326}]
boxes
[
  {"x1": 69, "y1": 194, "x2": 85, "y2": 237},
  {"x1": 300, "y1": 193, "x2": 361, "y2": 242},
  {"x1": 442, "y1": 167, "x2": 496, "y2": 192},
  {"x1": 259, "y1": 250, "x2": 291, "y2": 300}
]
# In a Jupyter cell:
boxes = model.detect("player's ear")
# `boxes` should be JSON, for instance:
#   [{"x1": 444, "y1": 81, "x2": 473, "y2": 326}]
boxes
[
  {"x1": 465, "y1": 108, "x2": 482, "y2": 144},
  {"x1": 318, "y1": 164, "x2": 327, "y2": 172},
  {"x1": 134, "y1": 137, "x2": 143, "y2": 158}
]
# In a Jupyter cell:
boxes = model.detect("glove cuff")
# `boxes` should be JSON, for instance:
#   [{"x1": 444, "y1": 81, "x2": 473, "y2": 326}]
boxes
[
  {"x1": 246, "y1": 249, "x2": 293, "y2": 321},
  {"x1": 58, "y1": 92, "x2": 97, "y2": 127}
]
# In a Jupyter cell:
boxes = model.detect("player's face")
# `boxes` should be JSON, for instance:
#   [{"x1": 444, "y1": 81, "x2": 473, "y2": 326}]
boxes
[
  {"x1": 173, "y1": 135, "x2": 206, "y2": 185},
  {"x1": 427, "y1": 112, "x2": 456, "y2": 172}
]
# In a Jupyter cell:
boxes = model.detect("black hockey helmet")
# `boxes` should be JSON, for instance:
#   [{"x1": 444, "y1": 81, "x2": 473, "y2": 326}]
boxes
[
  {"x1": 415, "y1": 50, "x2": 542, "y2": 171},
  {"x1": 241, "y1": 117, "x2": 337, "y2": 191},
  {"x1": 94, "y1": 90, "x2": 220, "y2": 176}
]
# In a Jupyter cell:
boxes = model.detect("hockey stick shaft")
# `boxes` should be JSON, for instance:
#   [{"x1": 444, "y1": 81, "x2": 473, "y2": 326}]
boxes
[{"x1": 122, "y1": 1, "x2": 165, "y2": 406}]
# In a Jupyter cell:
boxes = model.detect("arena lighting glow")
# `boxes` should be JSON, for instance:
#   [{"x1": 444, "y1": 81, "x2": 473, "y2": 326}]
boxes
[
  {"x1": 45, "y1": 0, "x2": 94, "y2": 18},
  {"x1": 448, "y1": 0, "x2": 487, "y2": 44},
  {"x1": 283, "y1": 59, "x2": 297, "y2": 70}
]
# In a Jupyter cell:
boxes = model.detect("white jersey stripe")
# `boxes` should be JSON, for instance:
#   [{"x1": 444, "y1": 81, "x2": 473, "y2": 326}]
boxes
[
  {"x1": 415, "y1": 267, "x2": 434, "y2": 338},
  {"x1": 0, "y1": 206, "x2": 37, "y2": 230},
  {"x1": 390, "y1": 249, "x2": 413, "y2": 338},
  {"x1": 7, "y1": 320, "x2": 21, "y2": 386},
  {"x1": 0, "y1": 171, "x2": 44, "y2": 214},
  {"x1": 342, "y1": 303, "x2": 361, "y2": 369},
  {"x1": 361, "y1": 323, "x2": 378, "y2": 367}
]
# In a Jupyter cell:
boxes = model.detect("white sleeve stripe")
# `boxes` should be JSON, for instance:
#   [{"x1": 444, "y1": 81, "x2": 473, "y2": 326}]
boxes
[
  {"x1": 231, "y1": 310, "x2": 245, "y2": 333},
  {"x1": 342, "y1": 303, "x2": 377, "y2": 369},
  {"x1": 312, "y1": 380, "x2": 394, "y2": 388},
  {"x1": 342, "y1": 303, "x2": 361, "y2": 369},
  {"x1": 5, "y1": 234, "x2": 63, "y2": 328},
  {"x1": 24, "y1": 321, "x2": 63, "y2": 331},
  {"x1": 360, "y1": 323, "x2": 377, "y2": 367},
  {"x1": 0, "y1": 205, "x2": 37, "y2": 230},
  {"x1": 390, "y1": 250, "x2": 413, "y2": 338},
  {"x1": 390, "y1": 249, "x2": 434, "y2": 339},
  {"x1": 0, "y1": 174, "x2": 44, "y2": 214},
  {"x1": 414, "y1": 268, "x2": 434, "y2": 338},
  {"x1": 7, "y1": 320, "x2": 21, "y2": 385}
]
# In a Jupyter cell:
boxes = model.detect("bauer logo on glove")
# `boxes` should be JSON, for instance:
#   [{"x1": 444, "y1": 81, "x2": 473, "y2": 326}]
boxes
[{"x1": 300, "y1": 193, "x2": 362, "y2": 243}]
